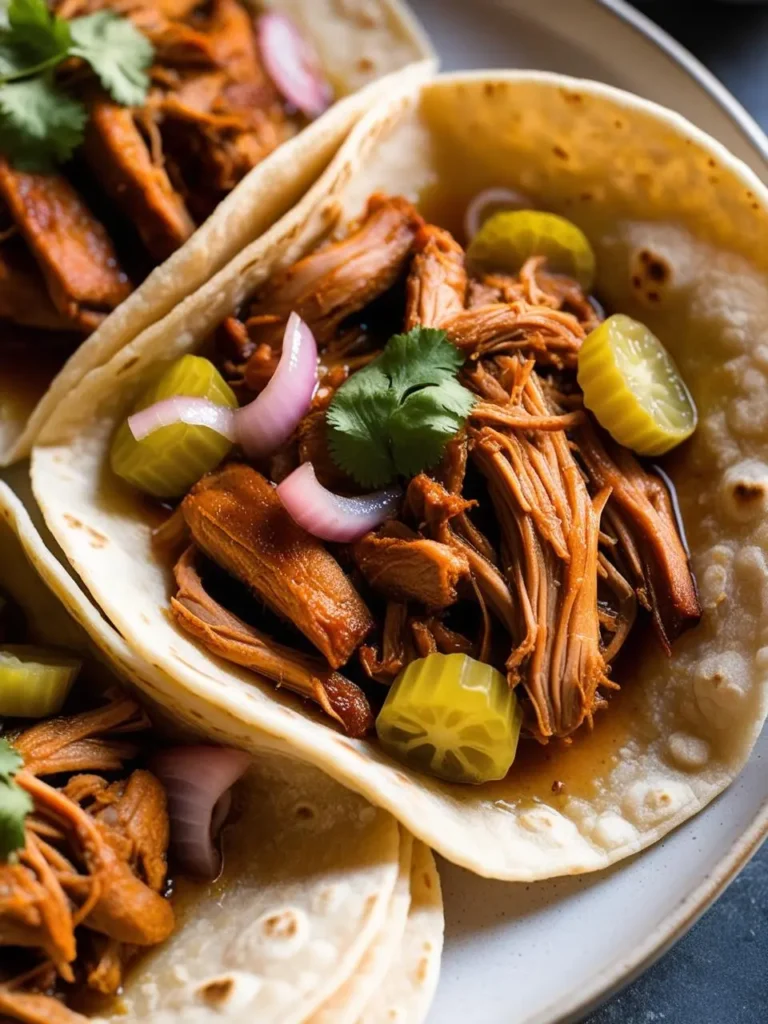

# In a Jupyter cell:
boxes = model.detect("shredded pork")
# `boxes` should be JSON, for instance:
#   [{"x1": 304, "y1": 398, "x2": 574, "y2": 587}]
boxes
[
  {"x1": 0, "y1": 698, "x2": 173, "y2": 1023},
  {"x1": 167, "y1": 194, "x2": 699, "y2": 743}
]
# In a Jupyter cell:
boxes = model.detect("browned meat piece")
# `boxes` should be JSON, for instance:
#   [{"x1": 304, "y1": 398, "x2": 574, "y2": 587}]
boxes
[
  {"x1": 441, "y1": 302, "x2": 586, "y2": 370},
  {"x1": 578, "y1": 424, "x2": 701, "y2": 651},
  {"x1": 244, "y1": 193, "x2": 424, "y2": 367},
  {"x1": 359, "y1": 601, "x2": 409, "y2": 684},
  {"x1": 0, "y1": 163, "x2": 131, "y2": 329},
  {"x1": 410, "y1": 617, "x2": 437, "y2": 658},
  {"x1": 0, "y1": 987, "x2": 88, "y2": 1024},
  {"x1": 468, "y1": 257, "x2": 601, "y2": 332},
  {"x1": 84, "y1": 103, "x2": 195, "y2": 263},
  {"x1": 429, "y1": 618, "x2": 474, "y2": 655},
  {"x1": 204, "y1": 0, "x2": 275, "y2": 85},
  {"x1": 159, "y1": 90, "x2": 281, "y2": 222},
  {"x1": 172, "y1": 546, "x2": 373, "y2": 735},
  {"x1": 1, "y1": 701, "x2": 175, "y2": 1018},
  {"x1": 0, "y1": 860, "x2": 74, "y2": 978},
  {"x1": 17, "y1": 771, "x2": 174, "y2": 949},
  {"x1": 14, "y1": 697, "x2": 147, "y2": 776},
  {"x1": 405, "y1": 473, "x2": 517, "y2": 637},
  {"x1": 65, "y1": 770, "x2": 169, "y2": 893},
  {"x1": 0, "y1": 239, "x2": 75, "y2": 331},
  {"x1": 470, "y1": 361, "x2": 609, "y2": 739},
  {"x1": 404, "y1": 223, "x2": 467, "y2": 328},
  {"x1": 182, "y1": 463, "x2": 373, "y2": 667},
  {"x1": 86, "y1": 935, "x2": 124, "y2": 995},
  {"x1": 83, "y1": 838, "x2": 174, "y2": 945},
  {"x1": 354, "y1": 522, "x2": 469, "y2": 608},
  {"x1": 156, "y1": 0, "x2": 286, "y2": 221}
]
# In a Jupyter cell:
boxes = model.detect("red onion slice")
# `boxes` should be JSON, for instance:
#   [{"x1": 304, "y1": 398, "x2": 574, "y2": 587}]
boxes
[
  {"x1": 277, "y1": 462, "x2": 401, "y2": 542},
  {"x1": 235, "y1": 312, "x2": 318, "y2": 459},
  {"x1": 464, "y1": 186, "x2": 532, "y2": 240},
  {"x1": 258, "y1": 11, "x2": 332, "y2": 119},
  {"x1": 129, "y1": 396, "x2": 237, "y2": 443},
  {"x1": 150, "y1": 745, "x2": 251, "y2": 880},
  {"x1": 128, "y1": 313, "x2": 318, "y2": 462}
]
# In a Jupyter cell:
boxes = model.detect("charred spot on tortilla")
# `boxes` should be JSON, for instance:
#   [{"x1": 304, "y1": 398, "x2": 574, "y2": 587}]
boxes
[{"x1": 198, "y1": 976, "x2": 235, "y2": 1006}]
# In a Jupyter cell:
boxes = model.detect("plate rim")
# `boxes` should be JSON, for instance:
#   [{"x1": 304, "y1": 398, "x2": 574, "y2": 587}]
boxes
[{"x1": 547, "y1": 796, "x2": 768, "y2": 1023}]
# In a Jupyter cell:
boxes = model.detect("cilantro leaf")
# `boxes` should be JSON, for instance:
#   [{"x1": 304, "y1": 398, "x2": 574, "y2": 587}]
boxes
[
  {"x1": 380, "y1": 327, "x2": 465, "y2": 395},
  {"x1": 70, "y1": 11, "x2": 152, "y2": 107},
  {"x1": 327, "y1": 326, "x2": 476, "y2": 487},
  {"x1": 389, "y1": 379, "x2": 475, "y2": 478},
  {"x1": 0, "y1": 39, "x2": 27, "y2": 76},
  {"x1": 0, "y1": 737, "x2": 22, "y2": 778},
  {"x1": 0, "y1": 76, "x2": 86, "y2": 169},
  {"x1": 0, "y1": 738, "x2": 30, "y2": 861},
  {"x1": 326, "y1": 367, "x2": 399, "y2": 488},
  {"x1": 7, "y1": 0, "x2": 71, "y2": 63},
  {"x1": 0, "y1": 779, "x2": 32, "y2": 860}
]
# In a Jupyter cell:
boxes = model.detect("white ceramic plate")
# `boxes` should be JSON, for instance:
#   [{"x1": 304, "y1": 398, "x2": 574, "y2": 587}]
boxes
[{"x1": 404, "y1": 1, "x2": 768, "y2": 1021}]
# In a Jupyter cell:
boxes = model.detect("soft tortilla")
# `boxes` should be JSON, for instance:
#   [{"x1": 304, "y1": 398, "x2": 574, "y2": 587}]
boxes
[
  {"x1": 0, "y1": 0, "x2": 434, "y2": 465},
  {"x1": 358, "y1": 840, "x2": 444, "y2": 1024},
  {"x1": 308, "y1": 829, "x2": 414, "y2": 1024},
  {"x1": 0, "y1": 479, "x2": 408, "y2": 1023},
  {"x1": 30, "y1": 72, "x2": 768, "y2": 879},
  {"x1": 100, "y1": 757, "x2": 403, "y2": 1024}
]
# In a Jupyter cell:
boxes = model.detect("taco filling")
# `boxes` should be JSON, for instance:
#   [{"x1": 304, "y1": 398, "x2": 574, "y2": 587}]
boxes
[
  {"x1": 110, "y1": 192, "x2": 702, "y2": 785},
  {"x1": 0, "y1": 0, "x2": 332, "y2": 341},
  {"x1": 0, "y1": 597, "x2": 253, "y2": 1023}
]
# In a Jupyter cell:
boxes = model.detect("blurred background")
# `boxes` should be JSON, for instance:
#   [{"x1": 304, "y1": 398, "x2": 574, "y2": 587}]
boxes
[{"x1": 631, "y1": 0, "x2": 768, "y2": 124}]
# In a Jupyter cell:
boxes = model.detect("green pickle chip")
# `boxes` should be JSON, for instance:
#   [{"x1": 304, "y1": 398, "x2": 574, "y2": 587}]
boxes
[
  {"x1": 0, "y1": 646, "x2": 81, "y2": 718},
  {"x1": 376, "y1": 653, "x2": 522, "y2": 785},
  {"x1": 467, "y1": 209, "x2": 596, "y2": 290},
  {"x1": 110, "y1": 355, "x2": 237, "y2": 499}
]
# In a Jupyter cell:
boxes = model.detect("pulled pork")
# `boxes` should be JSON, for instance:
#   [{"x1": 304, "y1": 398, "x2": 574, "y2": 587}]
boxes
[
  {"x1": 0, "y1": 697, "x2": 173, "y2": 1023},
  {"x1": 166, "y1": 195, "x2": 699, "y2": 744},
  {"x1": 2, "y1": 0, "x2": 319, "y2": 341}
]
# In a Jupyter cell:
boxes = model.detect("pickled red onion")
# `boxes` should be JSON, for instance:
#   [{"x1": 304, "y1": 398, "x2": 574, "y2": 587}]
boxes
[
  {"x1": 235, "y1": 311, "x2": 318, "y2": 458},
  {"x1": 128, "y1": 312, "x2": 318, "y2": 459},
  {"x1": 277, "y1": 463, "x2": 401, "y2": 542},
  {"x1": 151, "y1": 745, "x2": 251, "y2": 879},
  {"x1": 464, "y1": 187, "x2": 532, "y2": 240},
  {"x1": 258, "y1": 11, "x2": 332, "y2": 119},
  {"x1": 129, "y1": 397, "x2": 237, "y2": 443}
]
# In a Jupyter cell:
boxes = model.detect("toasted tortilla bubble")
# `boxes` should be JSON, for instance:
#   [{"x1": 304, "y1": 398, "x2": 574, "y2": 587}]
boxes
[{"x1": 30, "y1": 72, "x2": 768, "y2": 880}]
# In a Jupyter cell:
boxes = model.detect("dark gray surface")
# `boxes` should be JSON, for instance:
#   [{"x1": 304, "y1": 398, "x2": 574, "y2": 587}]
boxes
[{"x1": 585, "y1": 6, "x2": 768, "y2": 1022}]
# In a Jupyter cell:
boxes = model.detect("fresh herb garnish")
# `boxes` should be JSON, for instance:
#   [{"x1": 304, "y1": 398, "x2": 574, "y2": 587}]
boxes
[
  {"x1": 327, "y1": 327, "x2": 476, "y2": 488},
  {"x1": 0, "y1": 0, "x2": 153, "y2": 170},
  {"x1": 0, "y1": 736, "x2": 31, "y2": 861}
]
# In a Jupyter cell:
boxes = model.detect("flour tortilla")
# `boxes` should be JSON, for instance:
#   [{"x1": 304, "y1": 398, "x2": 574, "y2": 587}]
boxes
[
  {"x1": 100, "y1": 757, "x2": 403, "y2": 1024},
  {"x1": 308, "y1": 829, "x2": 413, "y2": 1024},
  {"x1": 0, "y1": 479, "x2": 410, "y2": 1023},
  {"x1": 359, "y1": 841, "x2": 444, "y2": 1024},
  {"x1": 30, "y1": 71, "x2": 768, "y2": 880},
  {"x1": 0, "y1": 0, "x2": 434, "y2": 466}
]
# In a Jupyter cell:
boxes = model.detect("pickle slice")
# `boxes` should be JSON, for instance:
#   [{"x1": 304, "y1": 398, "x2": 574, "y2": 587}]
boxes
[
  {"x1": 0, "y1": 646, "x2": 81, "y2": 717},
  {"x1": 376, "y1": 653, "x2": 522, "y2": 785},
  {"x1": 467, "y1": 209, "x2": 596, "y2": 290},
  {"x1": 110, "y1": 355, "x2": 237, "y2": 499},
  {"x1": 577, "y1": 314, "x2": 697, "y2": 456}
]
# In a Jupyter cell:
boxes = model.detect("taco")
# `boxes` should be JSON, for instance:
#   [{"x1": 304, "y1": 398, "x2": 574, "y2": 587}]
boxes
[
  {"x1": 30, "y1": 71, "x2": 768, "y2": 881},
  {"x1": 0, "y1": 479, "x2": 442, "y2": 1024},
  {"x1": 0, "y1": 0, "x2": 434, "y2": 466}
]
